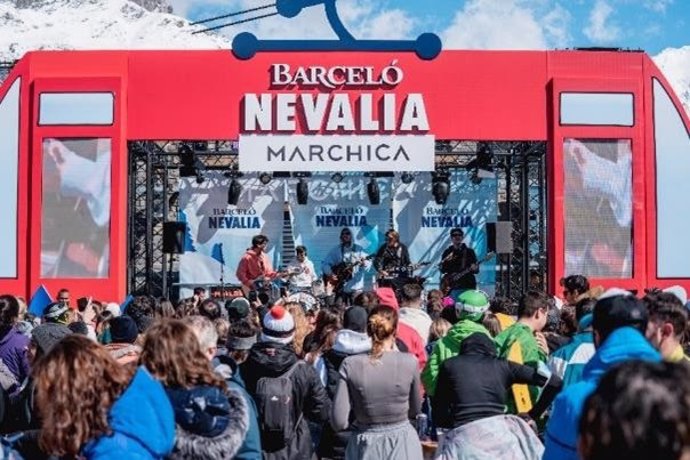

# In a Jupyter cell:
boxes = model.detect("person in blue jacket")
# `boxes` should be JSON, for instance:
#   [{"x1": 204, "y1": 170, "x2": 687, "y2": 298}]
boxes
[
  {"x1": 543, "y1": 288, "x2": 661, "y2": 460},
  {"x1": 31, "y1": 334, "x2": 175, "y2": 459}
]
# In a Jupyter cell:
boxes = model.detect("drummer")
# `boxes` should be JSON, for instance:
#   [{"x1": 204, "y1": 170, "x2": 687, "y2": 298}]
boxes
[
  {"x1": 286, "y1": 245, "x2": 318, "y2": 292},
  {"x1": 374, "y1": 229, "x2": 412, "y2": 283}
]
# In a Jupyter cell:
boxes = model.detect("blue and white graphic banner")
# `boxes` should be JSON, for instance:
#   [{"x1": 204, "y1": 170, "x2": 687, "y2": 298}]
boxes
[
  {"x1": 393, "y1": 170, "x2": 497, "y2": 292},
  {"x1": 178, "y1": 172, "x2": 285, "y2": 297},
  {"x1": 288, "y1": 173, "x2": 392, "y2": 288}
]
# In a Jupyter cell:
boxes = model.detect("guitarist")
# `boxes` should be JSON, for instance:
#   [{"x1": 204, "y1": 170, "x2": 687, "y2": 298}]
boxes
[
  {"x1": 321, "y1": 228, "x2": 370, "y2": 303},
  {"x1": 236, "y1": 234, "x2": 279, "y2": 296},
  {"x1": 440, "y1": 227, "x2": 479, "y2": 292},
  {"x1": 374, "y1": 229, "x2": 411, "y2": 283}
]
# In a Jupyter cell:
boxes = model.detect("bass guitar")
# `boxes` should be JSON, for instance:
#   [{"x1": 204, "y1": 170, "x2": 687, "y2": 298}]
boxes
[{"x1": 440, "y1": 251, "x2": 495, "y2": 293}]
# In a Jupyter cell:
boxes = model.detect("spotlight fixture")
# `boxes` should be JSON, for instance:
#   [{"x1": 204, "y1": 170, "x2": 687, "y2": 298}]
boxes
[
  {"x1": 400, "y1": 172, "x2": 414, "y2": 184},
  {"x1": 258, "y1": 172, "x2": 272, "y2": 185},
  {"x1": 296, "y1": 178, "x2": 309, "y2": 205},
  {"x1": 179, "y1": 143, "x2": 206, "y2": 180},
  {"x1": 227, "y1": 178, "x2": 242, "y2": 205},
  {"x1": 367, "y1": 178, "x2": 380, "y2": 205},
  {"x1": 432, "y1": 171, "x2": 451, "y2": 205},
  {"x1": 331, "y1": 172, "x2": 344, "y2": 183}
]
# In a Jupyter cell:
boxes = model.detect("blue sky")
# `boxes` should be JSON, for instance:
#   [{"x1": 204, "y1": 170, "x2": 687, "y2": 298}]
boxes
[{"x1": 171, "y1": 0, "x2": 690, "y2": 54}]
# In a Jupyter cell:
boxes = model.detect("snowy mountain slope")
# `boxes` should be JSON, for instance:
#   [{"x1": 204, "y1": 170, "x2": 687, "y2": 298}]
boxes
[
  {"x1": 654, "y1": 46, "x2": 690, "y2": 118},
  {"x1": 0, "y1": 0, "x2": 229, "y2": 60}
]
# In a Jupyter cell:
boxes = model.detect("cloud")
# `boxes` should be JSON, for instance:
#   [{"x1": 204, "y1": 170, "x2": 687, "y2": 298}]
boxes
[
  {"x1": 584, "y1": 0, "x2": 621, "y2": 43},
  {"x1": 442, "y1": 0, "x2": 571, "y2": 50},
  {"x1": 643, "y1": 0, "x2": 673, "y2": 13}
]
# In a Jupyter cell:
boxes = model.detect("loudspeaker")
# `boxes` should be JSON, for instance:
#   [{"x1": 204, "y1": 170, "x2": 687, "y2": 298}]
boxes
[
  {"x1": 486, "y1": 221, "x2": 513, "y2": 254},
  {"x1": 163, "y1": 221, "x2": 186, "y2": 254}
]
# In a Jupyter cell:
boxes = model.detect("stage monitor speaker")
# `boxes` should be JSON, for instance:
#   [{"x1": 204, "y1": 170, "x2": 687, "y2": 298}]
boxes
[
  {"x1": 486, "y1": 221, "x2": 513, "y2": 254},
  {"x1": 163, "y1": 221, "x2": 186, "y2": 254}
]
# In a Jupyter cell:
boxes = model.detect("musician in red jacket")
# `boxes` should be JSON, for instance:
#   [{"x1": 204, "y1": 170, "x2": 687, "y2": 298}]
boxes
[
  {"x1": 236, "y1": 234, "x2": 278, "y2": 294},
  {"x1": 440, "y1": 228, "x2": 478, "y2": 292}
]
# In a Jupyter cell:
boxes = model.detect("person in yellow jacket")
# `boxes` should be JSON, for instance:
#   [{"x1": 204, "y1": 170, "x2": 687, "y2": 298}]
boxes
[{"x1": 494, "y1": 290, "x2": 550, "y2": 413}]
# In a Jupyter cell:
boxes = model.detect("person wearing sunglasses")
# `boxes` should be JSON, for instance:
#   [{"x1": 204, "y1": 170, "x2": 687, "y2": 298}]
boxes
[{"x1": 439, "y1": 228, "x2": 478, "y2": 294}]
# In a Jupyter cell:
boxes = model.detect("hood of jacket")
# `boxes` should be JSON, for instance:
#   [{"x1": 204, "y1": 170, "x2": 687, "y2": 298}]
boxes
[
  {"x1": 166, "y1": 385, "x2": 231, "y2": 438},
  {"x1": 83, "y1": 367, "x2": 175, "y2": 458},
  {"x1": 582, "y1": 326, "x2": 661, "y2": 382},
  {"x1": 332, "y1": 329, "x2": 372, "y2": 355},
  {"x1": 167, "y1": 386, "x2": 249, "y2": 460},
  {"x1": 246, "y1": 341, "x2": 297, "y2": 377},
  {"x1": 446, "y1": 319, "x2": 492, "y2": 346},
  {"x1": 399, "y1": 307, "x2": 431, "y2": 323},
  {"x1": 459, "y1": 332, "x2": 497, "y2": 357}
]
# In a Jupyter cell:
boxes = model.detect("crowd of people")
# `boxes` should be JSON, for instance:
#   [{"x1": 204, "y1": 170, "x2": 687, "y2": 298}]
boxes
[{"x1": 2, "y1": 250, "x2": 690, "y2": 458}]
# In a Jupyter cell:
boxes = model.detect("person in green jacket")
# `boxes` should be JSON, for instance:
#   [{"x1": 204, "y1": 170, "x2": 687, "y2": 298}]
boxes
[
  {"x1": 495, "y1": 290, "x2": 551, "y2": 413},
  {"x1": 421, "y1": 290, "x2": 492, "y2": 396}
]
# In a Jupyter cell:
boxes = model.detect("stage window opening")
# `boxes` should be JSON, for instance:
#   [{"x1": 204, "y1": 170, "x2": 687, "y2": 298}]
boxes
[
  {"x1": 563, "y1": 138, "x2": 632, "y2": 278},
  {"x1": 39, "y1": 92, "x2": 114, "y2": 126},
  {"x1": 0, "y1": 78, "x2": 20, "y2": 278},
  {"x1": 41, "y1": 138, "x2": 111, "y2": 278},
  {"x1": 654, "y1": 79, "x2": 690, "y2": 278}
]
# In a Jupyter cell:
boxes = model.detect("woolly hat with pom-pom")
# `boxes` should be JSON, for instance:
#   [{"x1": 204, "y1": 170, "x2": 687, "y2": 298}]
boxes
[{"x1": 261, "y1": 305, "x2": 295, "y2": 345}]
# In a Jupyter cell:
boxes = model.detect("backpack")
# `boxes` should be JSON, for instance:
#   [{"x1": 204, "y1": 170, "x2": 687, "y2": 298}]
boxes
[{"x1": 254, "y1": 362, "x2": 303, "y2": 450}]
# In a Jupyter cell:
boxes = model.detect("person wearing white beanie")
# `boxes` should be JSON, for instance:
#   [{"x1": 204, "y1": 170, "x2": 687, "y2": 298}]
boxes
[{"x1": 260, "y1": 304, "x2": 296, "y2": 345}]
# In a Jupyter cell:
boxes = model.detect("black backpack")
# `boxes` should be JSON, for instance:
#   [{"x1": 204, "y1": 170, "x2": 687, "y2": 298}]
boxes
[{"x1": 254, "y1": 362, "x2": 303, "y2": 450}]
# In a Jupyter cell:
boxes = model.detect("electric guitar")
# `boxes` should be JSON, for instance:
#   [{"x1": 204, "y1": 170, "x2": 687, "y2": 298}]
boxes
[
  {"x1": 325, "y1": 254, "x2": 374, "y2": 292},
  {"x1": 440, "y1": 251, "x2": 495, "y2": 293},
  {"x1": 241, "y1": 267, "x2": 299, "y2": 296}
]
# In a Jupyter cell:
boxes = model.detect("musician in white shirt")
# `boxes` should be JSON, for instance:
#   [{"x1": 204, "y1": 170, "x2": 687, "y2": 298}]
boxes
[
  {"x1": 287, "y1": 245, "x2": 317, "y2": 290},
  {"x1": 322, "y1": 228, "x2": 370, "y2": 301}
]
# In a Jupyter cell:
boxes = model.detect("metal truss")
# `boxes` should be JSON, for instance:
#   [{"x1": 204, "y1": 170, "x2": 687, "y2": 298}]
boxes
[{"x1": 128, "y1": 140, "x2": 547, "y2": 300}]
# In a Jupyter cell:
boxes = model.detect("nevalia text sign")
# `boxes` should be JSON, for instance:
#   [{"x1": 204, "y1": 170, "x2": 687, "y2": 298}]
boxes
[{"x1": 239, "y1": 62, "x2": 435, "y2": 172}]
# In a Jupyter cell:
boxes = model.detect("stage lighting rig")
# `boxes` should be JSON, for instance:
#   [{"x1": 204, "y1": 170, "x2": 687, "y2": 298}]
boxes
[
  {"x1": 224, "y1": 169, "x2": 244, "y2": 205},
  {"x1": 400, "y1": 172, "x2": 414, "y2": 184},
  {"x1": 432, "y1": 171, "x2": 451, "y2": 205},
  {"x1": 367, "y1": 177, "x2": 380, "y2": 205},
  {"x1": 293, "y1": 172, "x2": 312, "y2": 205},
  {"x1": 259, "y1": 172, "x2": 272, "y2": 185}
]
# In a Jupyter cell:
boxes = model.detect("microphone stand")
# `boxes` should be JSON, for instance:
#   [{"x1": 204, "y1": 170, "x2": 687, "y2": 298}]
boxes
[{"x1": 219, "y1": 261, "x2": 225, "y2": 300}]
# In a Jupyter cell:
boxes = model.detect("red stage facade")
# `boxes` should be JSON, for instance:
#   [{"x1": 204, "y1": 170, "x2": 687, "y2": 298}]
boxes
[{"x1": 0, "y1": 49, "x2": 689, "y2": 301}]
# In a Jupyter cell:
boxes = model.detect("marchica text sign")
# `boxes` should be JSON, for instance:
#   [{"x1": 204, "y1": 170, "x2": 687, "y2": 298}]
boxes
[{"x1": 239, "y1": 62, "x2": 435, "y2": 172}]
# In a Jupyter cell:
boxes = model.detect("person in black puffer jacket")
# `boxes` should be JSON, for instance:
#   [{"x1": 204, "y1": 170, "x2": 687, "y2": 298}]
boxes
[
  {"x1": 241, "y1": 305, "x2": 330, "y2": 460},
  {"x1": 433, "y1": 332, "x2": 562, "y2": 430},
  {"x1": 316, "y1": 306, "x2": 371, "y2": 460},
  {"x1": 140, "y1": 320, "x2": 249, "y2": 460}
]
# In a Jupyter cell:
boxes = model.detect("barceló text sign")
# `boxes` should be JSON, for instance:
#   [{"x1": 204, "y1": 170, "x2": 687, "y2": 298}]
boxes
[{"x1": 239, "y1": 62, "x2": 435, "y2": 172}]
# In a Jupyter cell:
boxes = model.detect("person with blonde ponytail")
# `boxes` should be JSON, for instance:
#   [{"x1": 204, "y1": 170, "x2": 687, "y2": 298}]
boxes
[{"x1": 331, "y1": 305, "x2": 423, "y2": 460}]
